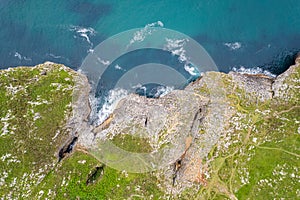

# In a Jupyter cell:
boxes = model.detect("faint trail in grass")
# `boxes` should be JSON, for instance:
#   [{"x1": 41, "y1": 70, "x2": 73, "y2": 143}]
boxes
[
  {"x1": 276, "y1": 105, "x2": 300, "y2": 115},
  {"x1": 256, "y1": 145, "x2": 300, "y2": 158}
]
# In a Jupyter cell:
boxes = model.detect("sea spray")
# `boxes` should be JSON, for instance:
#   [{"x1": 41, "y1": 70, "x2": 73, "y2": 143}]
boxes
[
  {"x1": 231, "y1": 66, "x2": 276, "y2": 78},
  {"x1": 90, "y1": 88, "x2": 129, "y2": 126}
]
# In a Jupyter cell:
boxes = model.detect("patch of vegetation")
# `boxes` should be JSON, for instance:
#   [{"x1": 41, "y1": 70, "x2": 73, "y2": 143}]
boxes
[
  {"x1": 0, "y1": 64, "x2": 163, "y2": 199},
  {"x1": 112, "y1": 133, "x2": 153, "y2": 153},
  {"x1": 0, "y1": 64, "x2": 74, "y2": 198},
  {"x1": 1, "y1": 63, "x2": 299, "y2": 199},
  {"x1": 197, "y1": 72, "x2": 300, "y2": 199},
  {"x1": 86, "y1": 165, "x2": 104, "y2": 185},
  {"x1": 32, "y1": 150, "x2": 163, "y2": 199}
]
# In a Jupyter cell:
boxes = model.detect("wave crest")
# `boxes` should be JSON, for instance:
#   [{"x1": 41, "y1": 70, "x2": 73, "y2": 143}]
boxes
[
  {"x1": 231, "y1": 66, "x2": 276, "y2": 78},
  {"x1": 128, "y1": 21, "x2": 164, "y2": 46},
  {"x1": 69, "y1": 25, "x2": 96, "y2": 52},
  {"x1": 164, "y1": 38, "x2": 189, "y2": 62},
  {"x1": 13, "y1": 52, "x2": 31, "y2": 61},
  {"x1": 224, "y1": 42, "x2": 242, "y2": 50},
  {"x1": 91, "y1": 88, "x2": 129, "y2": 125}
]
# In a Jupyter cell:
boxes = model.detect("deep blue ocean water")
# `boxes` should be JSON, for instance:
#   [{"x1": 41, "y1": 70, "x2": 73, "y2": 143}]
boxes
[{"x1": 0, "y1": 0, "x2": 299, "y2": 74}]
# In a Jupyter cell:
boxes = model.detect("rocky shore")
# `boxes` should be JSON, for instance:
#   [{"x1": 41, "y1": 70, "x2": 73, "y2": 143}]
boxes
[{"x1": 0, "y1": 55, "x2": 299, "y2": 199}]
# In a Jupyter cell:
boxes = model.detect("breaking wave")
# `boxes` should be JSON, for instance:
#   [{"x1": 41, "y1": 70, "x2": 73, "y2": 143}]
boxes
[
  {"x1": 69, "y1": 25, "x2": 96, "y2": 52},
  {"x1": 153, "y1": 86, "x2": 174, "y2": 97},
  {"x1": 90, "y1": 88, "x2": 129, "y2": 125},
  {"x1": 184, "y1": 63, "x2": 199, "y2": 76},
  {"x1": 164, "y1": 38, "x2": 188, "y2": 62},
  {"x1": 13, "y1": 52, "x2": 31, "y2": 61},
  {"x1": 134, "y1": 84, "x2": 174, "y2": 98},
  {"x1": 224, "y1": 42, "x2": 242, "y2": 50},
  {"x1": 231, "y1": 66, "x2": 276, "y2": 78},
  {"x1": 128, "y1": 21, "x2": 164, "y2": 46}
]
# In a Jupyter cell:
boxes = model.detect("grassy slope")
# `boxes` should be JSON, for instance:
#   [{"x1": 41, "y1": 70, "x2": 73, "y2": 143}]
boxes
[
  {"x1": 0, "y1": 64, "x2": 74, "y2": 198},
  {"x1": 0, "y1": 63, "x2": 299, "y2": 199},
  {"x1": 194, "y1": 67, "x2": 300, "y2": 199},
  {"x1": 0, "y1": 64, "x2": 162, "y2": 199},
  {"x1": 35, "y1": 150, "x2": 162, "y2": 199}
]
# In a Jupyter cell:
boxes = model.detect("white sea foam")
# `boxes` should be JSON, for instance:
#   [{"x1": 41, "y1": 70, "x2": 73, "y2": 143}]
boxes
[
  {"x1": 184, "y1": 63, "x2": 199, "y2": 76},
  {"x1": 224, "y1": 42, "x2": 242, "y2": 50},
  {"x1": 94, "y1": 88, "x2": 129, "y2": 125},
  {"x1": 23, "y1": 57, "x2": 31, "y2": 61},
  {"x1": 132, "y1": 83, "x2": 149, "y2": 96},
  {"x1": 92, "y1": 84, "x2": 172, "y2": 125},
  {"x1": 14, "y1": 52, "x2": 22, "y2": 60},
  {"x1": 132, "y1": 83, "x2": 174, "y2": 98},
  {"x1": 157, "y1": 21, "x2": 164, "y2": 27},
  {"x1": 153, "y1": 86, "x2": 174, "y2": 98},
  {"x1": 96, "y1": 56, "x2": 110, "y2": 66},
  {"x1": 164, "y1": 38, "x2": 202, "y2": 78},
  {"x1": 69, "y1": 25, "x2": 96, "y2": 47},
  {"x1": 131, "y1": 83, "x2": 145, "y2": 89},
  {"x1": 48, "y1": 53, "x2": 62, "y2": 59},
  {"x1": 128, "y1": 21, "x2": 164, "y2": 46},
  {"x1": 88, "y1": 95, "x2": 100, "y2": 124},
  {"x1": 14, "y1": 52, "x2": 32, "y2": 61},
  {"x1": 164, "y1": 38, "x2": 189, "y2": 62},
  {"x1": 87, "y1": 49, "x2": 94, "y2": 53},
  {"x1": 114, "y1": 64, "x2": 125, "y2": 71},
  {"x1": 231, "y1": 66, "x2": 276, "y2": 78}
]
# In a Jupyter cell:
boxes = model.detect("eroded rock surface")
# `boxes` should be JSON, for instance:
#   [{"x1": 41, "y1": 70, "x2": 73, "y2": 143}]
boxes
[
  {"x1": 272, "y1": 57, "x2": 300, "y2": 103},
  {"x1": 0, "y1": 57, "x2": 299, "y2": 199},
  {"x1": 79, "y1": 57, "x2": 299, "y2": 198}
]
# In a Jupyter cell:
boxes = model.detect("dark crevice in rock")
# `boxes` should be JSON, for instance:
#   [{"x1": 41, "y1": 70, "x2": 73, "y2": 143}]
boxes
[
  {"x1": 271, "y1": 90, "x2": 275, "y2": 98},
  {"x1": 144, "y1": 116, "x2": 148, "y2": 127},
  {"x1": 40, "y1": 70, "x2": 47, "y2": 76},
  {"x1": 172, "y1": 159, "x2": 182, "y2": 186},
  {"x1": 172, "y1": 136, "x2": 194, "y2": 186},
  {"x1": 58, "y1": 135, "x2": 78, "y2": 162},
  {"x1": 190, "y1": 107, "x2": 206, "y2": 134},
  {"x1": 170, "y1": 106, "x2": 207, "y2": 186},
  {"x1": 270, "y1": 79, "x2": 276, "y2": 98},
  {"x1": 172, "y1": 106, "x2": 207, "y2": 186},
  {"x1": 86, "y1": 165, "x2": 104, "y2": 185}
]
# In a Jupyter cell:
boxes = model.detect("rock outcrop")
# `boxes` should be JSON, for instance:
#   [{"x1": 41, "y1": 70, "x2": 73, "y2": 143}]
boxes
[
  {"x1": 74, "y1": 55, "x2": 299, "y2": 198},
  {"x1": 0, "y1": 56, "x2": 299, "y2": 199}
]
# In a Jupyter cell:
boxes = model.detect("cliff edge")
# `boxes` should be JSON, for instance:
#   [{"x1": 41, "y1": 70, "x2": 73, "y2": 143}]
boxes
[{"x1": 0, "y1": 56, "x2": 299, "y2": 199}]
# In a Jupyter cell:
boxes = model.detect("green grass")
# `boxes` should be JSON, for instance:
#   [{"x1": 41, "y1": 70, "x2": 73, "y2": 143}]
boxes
[
  {"x1": 112, "y1": 133, "x2": 153, "y2": 153},
  {"x1": 0, "y1": 64, "x2": 163, "y2": 199},
  {"x1": 33, "y1": 150, "x2": 163, "y2": 199},
  {"x1": 0, "y1": 64, "x2": 74, "y2": 198},
  {"x1": 196, "y1": 71, "x2": 300, "y2": 199},
  {"x1": 236, "y1": 137, "x2": 299, "y2": 199},
  {"x1": 1, "y1": 63, "x2": 299, "y2": 199}
]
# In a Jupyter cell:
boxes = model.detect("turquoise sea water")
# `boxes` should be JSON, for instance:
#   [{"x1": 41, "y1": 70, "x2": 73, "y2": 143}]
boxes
[{"x1": 0, "y1": 0, "x2": 299, "y2": 74}]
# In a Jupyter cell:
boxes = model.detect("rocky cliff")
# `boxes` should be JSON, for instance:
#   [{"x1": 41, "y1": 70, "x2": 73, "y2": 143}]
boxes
[{"x1": 0, "y1": 57, "x2": 299, "y2": 199}]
